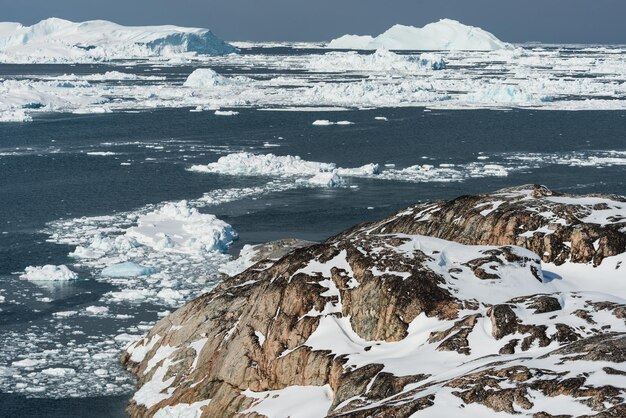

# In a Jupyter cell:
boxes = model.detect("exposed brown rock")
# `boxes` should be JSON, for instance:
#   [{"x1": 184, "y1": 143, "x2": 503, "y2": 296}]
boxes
[{"x1": 122, "y1": 185, "x2": 626, "y2": 418}]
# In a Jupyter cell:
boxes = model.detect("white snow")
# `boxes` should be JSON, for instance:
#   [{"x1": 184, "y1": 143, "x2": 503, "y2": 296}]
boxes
[
  {"x1": 153, "y1": 400, "x2": 211, "y2": 418},
  {"x1": 19, "y1": 264, "x2": 78, "y2": 281},
  {"x1": 0, "y1": 18, "x2": 235, "y2": 63},
  {"x1": 133, "y1": 357, "x2": 176, "y2": 408},
  {"x1": 242, "y1": 385, "x2": 334, "y2": 418},
  {"x1": 218, "y1": 244, "x2": 263, "y2": 277},
  {"x1": 328, "y1": 19, "x2": 510, "y2": 51}
]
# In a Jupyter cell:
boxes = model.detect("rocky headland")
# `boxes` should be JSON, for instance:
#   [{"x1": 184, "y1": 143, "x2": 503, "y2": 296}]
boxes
[{"x1": 122, "y1": 185, "x2": 626, "y2": 418}]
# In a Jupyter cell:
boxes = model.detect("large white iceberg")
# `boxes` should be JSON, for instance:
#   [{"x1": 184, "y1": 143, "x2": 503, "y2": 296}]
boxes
[
  {"x1": 0, "y1": 18, "x2": 236, "y2": 63},
  {"x1": 328, "y1": 19, "x2": 510, "y2": 51},
  {"x1": 125, "y1": 201, "x2": 238, "y2": 255}
]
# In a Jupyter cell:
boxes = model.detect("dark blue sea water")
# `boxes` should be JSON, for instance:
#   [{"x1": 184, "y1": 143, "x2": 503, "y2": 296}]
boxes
[{"x1": 1, "y1": 87, "x2": 625, "y2": 415}]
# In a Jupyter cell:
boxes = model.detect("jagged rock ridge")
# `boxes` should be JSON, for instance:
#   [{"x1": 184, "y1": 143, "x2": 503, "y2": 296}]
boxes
[{"x1": 122, "y1": 185, "x2": 626, "y2": 417}]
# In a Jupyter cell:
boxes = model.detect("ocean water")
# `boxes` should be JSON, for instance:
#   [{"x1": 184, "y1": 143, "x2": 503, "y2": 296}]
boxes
[{"x1": 1, "y1": 65, "x2": 626, "y2": 416}]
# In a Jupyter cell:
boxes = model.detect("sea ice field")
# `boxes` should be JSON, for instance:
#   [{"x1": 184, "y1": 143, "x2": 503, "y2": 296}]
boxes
[{"x1": 1, "y1": 25, "x2": 626, "y2": 417}]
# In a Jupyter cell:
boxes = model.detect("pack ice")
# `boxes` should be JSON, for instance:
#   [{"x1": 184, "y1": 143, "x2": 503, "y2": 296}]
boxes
[{"x1": 328, "y1": 19, "x2": 510, "y2": 50}]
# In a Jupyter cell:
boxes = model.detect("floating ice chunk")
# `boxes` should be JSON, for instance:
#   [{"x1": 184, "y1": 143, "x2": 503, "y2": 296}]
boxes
[
  {"x1": 0, "y1": 108, "x2": 32, "y2": 122},
  {"x1": 156, "y1": 288, "x2": 184, "y2": 301},
  {"x1": 328, "y1": 19, "x2": 510, "y2": 51},
  {"x1": 214, "y1": 110, "x2": 239, "y2": 116},
  {"x1": 41, "y1": 368, "x2": 76, "y2": 377},
  {"x1": 125, "y1": 201, "x2": 238, "y2": 254},
  {"x1": 313, "y1": 119, "x2": 354, "y2": 126},
  {"x1": 337, "y1": 163, "x2": 381, "y2": 176},
  {"x1": 106, "y1": 289, "x2": 155, "y2": 302},
  {"x1": 183, "y1": 69, "x2": 230, "y2": 88},
  {"x1": 464, "y1": 84, "x2": 548, "y2": 105},
  {"x1": 20, "y1": 265, "x2": 78, "y2": 281},
  {"x1": 69, "y1": 245, "x2": 102, "y2": 259},
  {"x1": 312, "y1": 119, "x2": 333, "y2": 126},
  {"x1": 12, "y1": 358, "x2": 44, "y2": 368},
  {"x1": 53, "y1": 310, "x2": 78, "y2": 318},
  {"x1": 85, "y1": 306, "x2": 109, "y2": 315},
  {"x1": 101, "y1": 262, "x2": 159, "y2": 278},
  {"x1": 85, "y1": 151, "x2": 118, "y2": 156},
  {"x1": 189, "y1": 152, "x2": 336, "y2": 177},
  {"x1": 307, "y1": 171, "x2": 345, "y2": 187},
  {"x1": 190, "y1": 153, "x2": 382, "y2": 187}
]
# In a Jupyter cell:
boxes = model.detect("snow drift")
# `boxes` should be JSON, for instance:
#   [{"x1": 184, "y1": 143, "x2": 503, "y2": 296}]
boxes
[
  {"x1": 0, "y1": 18, "x2": 236, "y2": 63},
  {"x1": 328, "y1": 19, "x2": 510, "y2": 51}
]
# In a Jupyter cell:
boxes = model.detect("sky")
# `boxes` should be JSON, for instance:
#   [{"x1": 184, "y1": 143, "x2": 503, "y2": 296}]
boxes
[{"x1": 2, "y1": 0, "x2": 625, "y2": 44}]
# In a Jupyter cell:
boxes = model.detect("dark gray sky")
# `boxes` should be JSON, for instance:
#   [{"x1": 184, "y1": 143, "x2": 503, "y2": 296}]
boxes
[{"x1": 3, "y1": 0, "x2": 625, "y2": 44}]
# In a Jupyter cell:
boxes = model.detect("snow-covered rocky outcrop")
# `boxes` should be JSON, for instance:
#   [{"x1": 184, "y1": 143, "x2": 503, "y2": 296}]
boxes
[
  {"x1": 0, "y1": 18, "x2": 236, "y2": 63},
  {"x1": 123, "y1": 185, "x2": 626, "y2": 417},
  {"x1": 328, "y1": 19, "x2": 510, "y2": 51}
]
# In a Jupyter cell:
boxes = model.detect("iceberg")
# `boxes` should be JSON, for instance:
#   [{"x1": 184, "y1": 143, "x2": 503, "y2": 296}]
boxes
[
  {"x1": 125, "y1": 201, "x2": 238, "y2": 255},
  {"x1": 0, "y1": 18, "x2": 236, "y2": 63},
  {"x1": 328, "y1": 19, "x2": 510, "y2": 51},
  {"x1": 101, "y1": 262, "x2": 159, "y2": 278}
]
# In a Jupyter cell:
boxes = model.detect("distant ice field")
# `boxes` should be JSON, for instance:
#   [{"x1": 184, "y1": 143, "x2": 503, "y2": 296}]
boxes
[
  {"x1": 2, "y1": 43, "x2": 626, "y2": 123},
  {"x1": 0, "y1": 75, "x2": 625, "y2": 415}
]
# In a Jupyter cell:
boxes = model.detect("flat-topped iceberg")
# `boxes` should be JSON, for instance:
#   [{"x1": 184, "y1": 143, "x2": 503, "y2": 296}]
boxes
[
  {"x1": 328, "y1": 19, "x2": 510, "y2": 51},
  {"x1": 0, "y1": 17, "x2": 236, "y2": 63}
]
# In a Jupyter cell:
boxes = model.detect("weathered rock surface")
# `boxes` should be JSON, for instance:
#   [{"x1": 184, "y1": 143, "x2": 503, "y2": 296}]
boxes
[
  {"x1": 122, "y1": 185, "x2": 626, "y2": 417},
  {"x1": 336, "y1": 184, "x2": 626, "y2": 266}
]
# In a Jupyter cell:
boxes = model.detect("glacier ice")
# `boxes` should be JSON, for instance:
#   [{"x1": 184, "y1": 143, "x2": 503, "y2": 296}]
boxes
[{"x1": 328, "y1": 19, "x2": 510, "y2": 51}]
